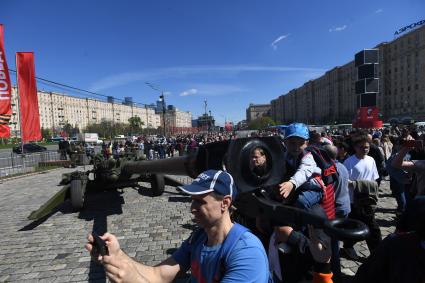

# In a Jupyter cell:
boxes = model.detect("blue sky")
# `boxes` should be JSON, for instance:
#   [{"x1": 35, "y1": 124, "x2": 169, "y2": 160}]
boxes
[{"x1": 1, "y1": 0, "x2": 423, "y2": 125}]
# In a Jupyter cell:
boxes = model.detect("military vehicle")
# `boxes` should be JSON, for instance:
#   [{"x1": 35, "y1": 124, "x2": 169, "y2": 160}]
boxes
[{"x1": 28, "y1": 136, "x2": 369, "y2": 241}]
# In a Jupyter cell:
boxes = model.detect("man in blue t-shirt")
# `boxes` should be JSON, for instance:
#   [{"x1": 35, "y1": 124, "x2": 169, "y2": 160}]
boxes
[{"x1": 85, "y1": 169, "x2": 271, "y2": 283}]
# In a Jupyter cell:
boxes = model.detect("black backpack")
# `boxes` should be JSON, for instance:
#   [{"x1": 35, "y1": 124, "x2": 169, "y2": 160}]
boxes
[
  {"x1": 304, "y1": 145, "x2": 339, "y2": 219},
  {"x1": 304, "y1": 145, "x2": 339, "y2": 186}
]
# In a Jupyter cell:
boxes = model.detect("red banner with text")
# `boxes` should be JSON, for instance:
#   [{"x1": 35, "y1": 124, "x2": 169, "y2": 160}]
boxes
[
  {"x1": 0, "y1": 25, "x2": 12, "y2": 138},
  {"x1": 16, "y1": 52, "x2": 42, "y2": 142}
]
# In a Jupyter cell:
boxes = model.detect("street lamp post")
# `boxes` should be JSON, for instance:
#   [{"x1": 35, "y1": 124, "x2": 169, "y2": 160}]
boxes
[
  {"x1": 146, "y1": 82, "x2": 167, "y2": 137},
  {"x1": 160, "y1": 93, "x2": 166, "y2": 136}
]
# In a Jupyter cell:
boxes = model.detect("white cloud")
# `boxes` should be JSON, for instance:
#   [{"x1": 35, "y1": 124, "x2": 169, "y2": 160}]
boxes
[
  {"x1": 194, "y1": 83, "x2": 247, "y2": 96},
  {"x1": 270, "y1": 34, "x2": 290, "y2": 50},
  {"x1": 89, "y1": 65, "x2": 326, "y2": 92},
  {"x1": 375, "y1": 8, "x2": 383, "y2": 13},
  {"x1": 180, "y1": 89, "x2": 198, "y2": 97},
  {"x1": 329, "y1": 25, "x2": 347, "y2": 32}
]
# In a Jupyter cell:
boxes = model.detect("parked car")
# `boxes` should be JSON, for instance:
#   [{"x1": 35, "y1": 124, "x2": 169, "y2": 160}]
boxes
[
  {"x1": 48, "y1": 136, "x2": 65, "y2": 142},
  {"x1": 13, "y1": 143, "x2": 47, "y2": 154}
]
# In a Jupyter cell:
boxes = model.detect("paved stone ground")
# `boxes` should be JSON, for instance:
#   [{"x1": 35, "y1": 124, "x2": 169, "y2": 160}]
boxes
[
  {"x1": 0, "y1": 167, "x2": 194, "y2": 283},
  {"x1": 339, "y1": 177, "x2": 397, "y2": 281},
  {"x1": 0, "y1": 167, "x2": 397, "y2": 282}
]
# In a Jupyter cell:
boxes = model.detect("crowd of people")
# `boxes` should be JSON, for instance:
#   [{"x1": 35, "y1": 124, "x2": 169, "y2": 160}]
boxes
[
  {"x1": 83, "y1": 123, "x2": 425, "y2": 283},
  {"x1": 97, "y1": 132, "x2": 240, "y2": 160}
]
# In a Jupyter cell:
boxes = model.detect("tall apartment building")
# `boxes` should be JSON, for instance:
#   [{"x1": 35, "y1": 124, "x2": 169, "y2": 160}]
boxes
[
  {"x1": 8, "y1": 88, "x2": 162, "y2": 136},
  {"x1": 246, "y1": 103, "x2": 271, "y2": 122},
  {"x1": 270, "y1": 24, "x2": 425, "y2": 124}
]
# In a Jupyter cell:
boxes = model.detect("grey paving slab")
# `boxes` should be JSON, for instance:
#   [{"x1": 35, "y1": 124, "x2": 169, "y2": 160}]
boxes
[
  {"x1": 0, "y1": 167, "x2": 397, "y2": 282},
  {"x1": 339, "y1": 177, "x2": 397, "y2": 281},
  {"x1": 0, "y1": 167, "x2": 194, "y2": 282}
]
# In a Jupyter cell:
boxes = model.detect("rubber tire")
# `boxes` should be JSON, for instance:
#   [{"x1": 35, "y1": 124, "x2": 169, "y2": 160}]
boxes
[
  {"x1": 151, "y1": 174, "x2": 165, "y2": 196},
  {"x1": 70, "y1": 179, "x2": 85, "y2": 211}
]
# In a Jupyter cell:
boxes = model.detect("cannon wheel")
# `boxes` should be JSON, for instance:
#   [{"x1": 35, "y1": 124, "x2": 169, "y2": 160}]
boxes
[
  {"x1": 70, "y1": 179, "x2": 85, "y2": 211},
  {"x1": 150, "y1": 174, "x2": 165, "y2": 196}
]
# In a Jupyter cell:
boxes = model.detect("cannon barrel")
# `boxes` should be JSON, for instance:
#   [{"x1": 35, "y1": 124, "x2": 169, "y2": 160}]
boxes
[
  {"x1": 123, "y1": 156, "x2": 197, "y2": 177},
  {"x1": 122, "y1": 137, "x2": 286, "y2": 194},
  {"x1": 123, "y1": 139, "x2": 237, "y2": 179}
]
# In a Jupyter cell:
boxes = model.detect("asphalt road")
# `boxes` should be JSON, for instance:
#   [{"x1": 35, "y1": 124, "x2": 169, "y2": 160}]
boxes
[{"x1": 0, "y1": 144, "x2": 59, "y2": 157}]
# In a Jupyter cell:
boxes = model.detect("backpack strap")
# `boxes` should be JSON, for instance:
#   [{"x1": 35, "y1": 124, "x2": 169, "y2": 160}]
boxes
[
  {"x1": 220, "y1": 223, "x2": 249, "y2": 263},
  {"x1": 188, "y1": 228, "x2": 206, "y2": 245},
  {"x1": 213, "y1": 223, "x2": 249, "y2": 281}
]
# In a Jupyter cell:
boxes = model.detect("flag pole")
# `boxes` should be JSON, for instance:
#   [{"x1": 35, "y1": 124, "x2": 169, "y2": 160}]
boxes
[{"x1": 15, "y1": 53, "x2": 24, "y2": 154}]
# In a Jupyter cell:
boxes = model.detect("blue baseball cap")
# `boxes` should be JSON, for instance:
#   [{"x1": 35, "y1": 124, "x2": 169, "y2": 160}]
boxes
[
  {"x1": 284, "y1": 123, "x2": 310, "y2": 140},
  {"x1": 179, "y1": 170, "x2": 237, "y2": 200}
]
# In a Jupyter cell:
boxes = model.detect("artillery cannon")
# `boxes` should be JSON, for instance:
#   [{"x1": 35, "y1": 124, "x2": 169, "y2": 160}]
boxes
[
  {"x1": 28, "y1": 137, "x2": 369, "y2": 241},
  {"x1": 28, "y1": 150, "x2": 174, "y2": 220}
]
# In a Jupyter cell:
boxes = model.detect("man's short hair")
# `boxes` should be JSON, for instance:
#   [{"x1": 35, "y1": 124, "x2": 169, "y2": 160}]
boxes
[{"x1": 352, "y1": 134, "x2": 369, "y2": 146}]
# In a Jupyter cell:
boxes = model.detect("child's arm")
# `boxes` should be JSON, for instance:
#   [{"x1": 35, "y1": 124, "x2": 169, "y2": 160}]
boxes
[
  {"x1": 289, "y1": 153, "x2": 321, "y2": 188},
  {"x1": 279, "y1": 153, "x2": 321, "y2": 198}
]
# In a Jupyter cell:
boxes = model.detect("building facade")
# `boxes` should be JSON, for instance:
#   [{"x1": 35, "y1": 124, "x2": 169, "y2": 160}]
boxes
[
  {"x1": 9, "y1": 88, "x2": 165, "y2": 136},
  {"x1": 246, "y1": 103, "x2": 271, "y2": 122},
  {"x1": 162, "y1": 108, "x2": 193, "y2": 134},
  {"x1": 270, "y1": 24, "x2": 425, "y2": 124}
]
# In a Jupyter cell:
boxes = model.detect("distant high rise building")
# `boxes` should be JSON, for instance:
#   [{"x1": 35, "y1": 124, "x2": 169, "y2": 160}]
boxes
[
  {"x1": 8, "y1": 88, "x2": 161, "y2": 135},
  {"x1": 269, "y1": 24, "x2": 425, "y2": 124},
  {"x1": 123, "y1": 97, "x2": 133, "y2": 106},
  {"x1": 156, "y1": 99, "x2": 166, "y2": 114}
]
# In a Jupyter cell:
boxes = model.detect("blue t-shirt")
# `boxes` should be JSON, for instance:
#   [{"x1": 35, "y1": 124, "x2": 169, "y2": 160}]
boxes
[{"x1": 172, "y1": 225, "x2": 270, "y2": 283}]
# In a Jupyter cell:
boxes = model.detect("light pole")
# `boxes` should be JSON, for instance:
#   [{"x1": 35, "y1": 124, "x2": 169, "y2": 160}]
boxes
[
  {"x1": 159, "y1": 93, "x2": 166, "y2": 136},
  {"x1": 146, "y1": 82, "x2": 167, "y2": 136}
]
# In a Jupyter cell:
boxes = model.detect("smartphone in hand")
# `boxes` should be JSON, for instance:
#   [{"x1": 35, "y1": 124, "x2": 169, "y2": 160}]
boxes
[{"x1": 91, "y1": 232, "x2": 109, "y2": 256}]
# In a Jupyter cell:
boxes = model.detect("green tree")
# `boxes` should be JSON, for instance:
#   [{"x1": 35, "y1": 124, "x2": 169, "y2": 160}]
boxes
[
  {"x1": 41, "y1": 127, "x2": 52, "y2": 140},
  {"x1": 128, "y1": 116, "x2": 144, "y2": 135},
  {"x1": 248, "y1": 116, "x2": 276, "y2": 130},
  {"x1": 85, "y1": 120, "x2": 129, "y2": 139}
]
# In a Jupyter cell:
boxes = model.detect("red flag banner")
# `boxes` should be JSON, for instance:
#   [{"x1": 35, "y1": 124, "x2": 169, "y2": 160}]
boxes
[
  {"x1": 16, "y1": 52, "x2": 41, "y2": 142},
  {"x1": 0, "y1": 24, "x2": 12, "y2": 138}
]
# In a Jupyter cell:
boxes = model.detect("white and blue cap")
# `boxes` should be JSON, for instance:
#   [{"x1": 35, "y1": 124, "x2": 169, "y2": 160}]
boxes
[{"x1": 179, "y1": 170, "x2": 237, "y2": 200}]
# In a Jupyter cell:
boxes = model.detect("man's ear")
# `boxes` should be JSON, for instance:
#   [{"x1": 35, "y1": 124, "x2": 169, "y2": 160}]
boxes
[{"x1": 222, "y1": 196, "x2": 232, "y2": 211}]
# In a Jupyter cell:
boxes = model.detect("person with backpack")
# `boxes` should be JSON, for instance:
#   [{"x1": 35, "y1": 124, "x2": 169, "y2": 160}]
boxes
[
  {"x1": 342, "y1": 134, "x2": 382, "y2": 260},
  {"x1": 85, "y1": 169, "x2": 272, "y2": 283},
  {"x1": 323, "y1": 145, "x2": 350, "y2": 283},
  {"x1": 269, "y1": 123, "x2": 336, "y2": 281},
  {"x1": 275, "y1": 123, "x2": 323, "y2": 211}
]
